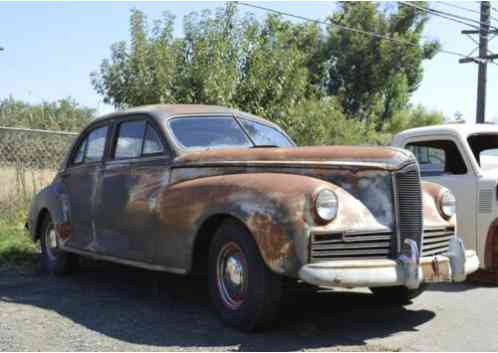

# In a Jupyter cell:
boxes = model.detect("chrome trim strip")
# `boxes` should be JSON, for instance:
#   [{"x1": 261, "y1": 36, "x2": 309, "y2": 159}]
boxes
[
  {"x1": 392, "y1": 173, "x2": 402, "y2": 254},
  {"x1": 62, "y1": 246, "x2": 187, "y2": 275},
  {"x1": 173, "y1": 160, "x2": 416, "y2": 171}
]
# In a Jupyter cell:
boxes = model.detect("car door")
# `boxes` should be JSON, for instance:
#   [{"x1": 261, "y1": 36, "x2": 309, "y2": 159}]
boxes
[
  {"x1": 404, "y1": 137, "x2": 478, "y2": 251},
  {"x1": 95, "y1": 116, "x2": 172, "y2": 263},
  {"x1": 62, "y1": 123, "x2": 109, "y2": 251}
]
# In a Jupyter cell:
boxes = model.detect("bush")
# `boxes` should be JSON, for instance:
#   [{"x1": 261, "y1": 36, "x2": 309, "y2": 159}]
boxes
[{"x1": 280, "y1": 98, "x2": 391, "y2": 147}]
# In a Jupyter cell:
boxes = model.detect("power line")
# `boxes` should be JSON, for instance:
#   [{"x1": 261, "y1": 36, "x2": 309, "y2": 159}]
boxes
[
  {"x1": 399, "y1": 1, "x2": 494, "y2": 32},
  {"x1": 438, "y1": 1, "x2": 482, "y2": 17},
  {"x1": 235, "y1": 1, "x2": 486, "y2": 61}
]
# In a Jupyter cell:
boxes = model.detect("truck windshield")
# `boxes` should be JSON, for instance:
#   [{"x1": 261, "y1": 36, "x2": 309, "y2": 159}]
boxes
[{"x1": 468, "y1": 134, "x2": 498, "y2": 170}]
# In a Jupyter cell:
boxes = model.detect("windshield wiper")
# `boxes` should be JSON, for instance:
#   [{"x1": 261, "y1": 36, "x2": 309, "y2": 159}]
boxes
[{"x1": 251, "y1": 144, "x2": 280, "y2": 148}]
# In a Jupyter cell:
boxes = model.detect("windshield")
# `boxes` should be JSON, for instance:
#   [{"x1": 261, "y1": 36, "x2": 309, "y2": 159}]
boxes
[
  {"x1": 239, "y1": 118, "x2": 294, "y2": 148},
  {"x1": 168, "y1": 116, "x2": 294, "y2": 151},
  {"x1": 468, "y1": 134, "x2": 498, "y2": 171}
]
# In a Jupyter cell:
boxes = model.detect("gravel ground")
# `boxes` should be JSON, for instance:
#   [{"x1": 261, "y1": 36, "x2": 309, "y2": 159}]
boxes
[{"x1": 0, "y1": 261, "x2": 497, "y2": 352}]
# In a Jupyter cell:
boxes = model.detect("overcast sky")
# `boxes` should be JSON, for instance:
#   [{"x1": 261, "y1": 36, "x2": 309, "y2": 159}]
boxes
[{"x1": 1, "y1": 1, "x2": 497, "y2": 123}]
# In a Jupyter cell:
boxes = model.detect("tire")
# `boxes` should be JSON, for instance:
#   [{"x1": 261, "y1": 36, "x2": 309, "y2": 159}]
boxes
[
  {"x1": 208, "y1": 220, "x2": 282, "y2": 331},
  {"x1": 370, "y1": 284, "x2": 427, "y2": 305},
  {"x1": 39, "y1": 213, "x2": 76, "y2": 276}
]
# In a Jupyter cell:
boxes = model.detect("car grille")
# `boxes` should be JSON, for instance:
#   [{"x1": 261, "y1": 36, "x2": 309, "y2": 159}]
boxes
[
  {"x1": 421, "y1": 227, "x2": 455, "y2": 256},
  {"x1": 310, "y1": 231, "x2": 393, "y2": 262},
  {"x1": 394, "y1": 164, "x2": 423, "y2": 252}
]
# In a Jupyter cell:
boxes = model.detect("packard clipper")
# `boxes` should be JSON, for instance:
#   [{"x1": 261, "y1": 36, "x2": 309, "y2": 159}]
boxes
[{"x1": 27, "y1": 105, "x2": 479, "y2": 331}]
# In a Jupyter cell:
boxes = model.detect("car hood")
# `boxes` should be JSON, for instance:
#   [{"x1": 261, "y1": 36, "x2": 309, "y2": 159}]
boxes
[{"x1": 174, "y1": 145, "x2": 414, "y2": 170}]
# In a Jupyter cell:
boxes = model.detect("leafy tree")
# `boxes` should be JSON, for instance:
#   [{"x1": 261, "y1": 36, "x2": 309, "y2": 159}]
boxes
[
  {"x1": 382, "y1": 104, "x2": 445, "y2": 135},
  {"x1": 324, "y1": 2, "x2": 439, "y2": 127},
  {"x1": 91, "y1": 9, "x2": 179, "y2": 108},
  {"x1": 91, "y1": 2, "x2": 442, "y2": 145},
  {"x1": 0, "y1": 97, "x2": 95, "y2": 131}
]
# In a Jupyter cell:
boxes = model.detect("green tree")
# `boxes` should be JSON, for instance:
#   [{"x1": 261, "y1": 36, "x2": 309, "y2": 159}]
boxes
[
  {"x1": 382, "y1": 104, "x2": 445, "y2": 135},
  {"x1": 91, "y1": 3, "x2": 442, "y2": 145},
  {"x1": 0, "y1": 97, "x2": 95, "y2": 131},
  {"x1": 91, "y1": 9, "x2": 179, "y2": 109},
  {"x1": 325, "y1": 2, "x2": 439, "y2": 127}
]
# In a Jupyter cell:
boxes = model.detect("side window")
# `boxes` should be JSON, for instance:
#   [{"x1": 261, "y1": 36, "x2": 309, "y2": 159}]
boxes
[
  {"x1": 406, "y1": 140, "x2": 467, "y2": 176},
  {"x1": 85, "y1": 126, "x2": 109, "y2": 162},
  {"x1": 114, "y1": 121, "x2": 146, "y2": 159},
  {"x1": 72, "y1": 138, "x2": 87, "y2": 165},
  {"x1": 143, "y1": 124, "x2": 164, "y2": 155}
]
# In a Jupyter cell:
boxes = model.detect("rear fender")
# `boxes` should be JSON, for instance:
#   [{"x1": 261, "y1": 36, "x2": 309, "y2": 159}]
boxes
[{"x1": 28, "y1": 177, "x2": 70, "y2": 242}]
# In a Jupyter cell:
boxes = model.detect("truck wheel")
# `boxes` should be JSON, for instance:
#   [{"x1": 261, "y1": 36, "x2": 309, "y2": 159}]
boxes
[
  {"x1": 40, "y1": 214, "x2": 75, "y2": 276},
  {"x1": 208, "y1": 220, "x2": 282, "y2": 331},
  {"x1": 370, "y1": 284, "x2": 427, "y2": 305}
]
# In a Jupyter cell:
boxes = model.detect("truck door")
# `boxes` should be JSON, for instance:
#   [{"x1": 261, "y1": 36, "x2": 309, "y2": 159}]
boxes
[{"x1": 405, "y1": 138, "x2": 478, "y2": 252}]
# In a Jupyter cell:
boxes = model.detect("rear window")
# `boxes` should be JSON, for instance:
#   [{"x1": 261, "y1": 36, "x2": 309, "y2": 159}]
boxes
[{"x1": 468, "y1": 134, "x2": 498, "y2": 170}]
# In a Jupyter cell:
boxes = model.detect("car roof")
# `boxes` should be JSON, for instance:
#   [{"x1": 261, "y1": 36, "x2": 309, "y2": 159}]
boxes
[
  {"x1": 94, "y1": 104, "x2": 278, "y2": 128},
  {"x1": 394, "y1": 123, "x2": 498, "y2": 141}
]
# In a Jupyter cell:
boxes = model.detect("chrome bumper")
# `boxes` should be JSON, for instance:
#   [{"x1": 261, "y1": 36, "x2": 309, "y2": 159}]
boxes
[{"x1": 298, "y1": 237, "x2": 479, "y2": 289}]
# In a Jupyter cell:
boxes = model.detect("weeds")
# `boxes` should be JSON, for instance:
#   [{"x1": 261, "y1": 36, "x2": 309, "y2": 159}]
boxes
[{"x1": 0, "y1": 222, "x2": 40, "y2": 271}]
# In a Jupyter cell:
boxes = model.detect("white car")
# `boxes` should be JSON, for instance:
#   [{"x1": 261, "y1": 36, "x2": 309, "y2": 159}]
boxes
[{"x1": 393, "y1": 124, "x2": 498, "y2": 273}]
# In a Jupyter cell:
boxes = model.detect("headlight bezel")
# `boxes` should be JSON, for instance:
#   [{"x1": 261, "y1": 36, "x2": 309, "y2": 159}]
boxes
[
  {"x1": 313, "y1": 188, "x2": 339, "y2": 223},
  {"x1": 438, "y1": 189, "x2": 456, "y2": 219}
]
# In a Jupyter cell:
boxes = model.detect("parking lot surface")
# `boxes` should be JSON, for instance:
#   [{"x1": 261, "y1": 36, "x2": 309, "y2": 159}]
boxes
[{"x1": 0, "y1": 263, "x2": 496, "y2": 351}]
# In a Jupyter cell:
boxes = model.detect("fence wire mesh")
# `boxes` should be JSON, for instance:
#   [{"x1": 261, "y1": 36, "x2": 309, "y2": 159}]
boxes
[{"x1": 0, "y1": 127, "x2": 77, "y2": 224}]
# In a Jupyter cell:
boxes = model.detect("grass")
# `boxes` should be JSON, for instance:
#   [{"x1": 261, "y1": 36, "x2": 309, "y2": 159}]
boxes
[{"x1": 0, "y1": 222, "x2": 40, "y2": 271}]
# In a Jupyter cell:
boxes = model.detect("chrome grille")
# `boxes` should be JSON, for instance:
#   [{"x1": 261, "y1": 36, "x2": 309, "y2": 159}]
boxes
[
  {"x1": 422, "y1": 227, "x2": 455, "y2": 256},
  {"x1": 395, "y1": 164, "x2": 423, "y2": 251},
  {"x1": 310, "y1": 231, "x2": 393, "y2": 262}
]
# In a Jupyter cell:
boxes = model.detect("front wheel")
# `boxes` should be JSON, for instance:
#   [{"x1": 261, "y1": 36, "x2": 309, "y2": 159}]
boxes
[
  {"x1": 208, "y1": 220, "x2": 282, "y2": 331},
  {"x1": 40, "y1": 214, "x2": 76, "y2": 276},
  {"x1": 370, "y1": 284, "x2": 427, "y2": 305}
]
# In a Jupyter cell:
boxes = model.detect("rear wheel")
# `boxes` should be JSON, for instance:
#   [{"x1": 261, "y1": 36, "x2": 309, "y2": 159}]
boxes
[
  {"x1": 370, "y1": 284, "x2": 427, "y2": 305},
  {"x1": 208, "y1": 220, "x2": 282, "y2": 331},
  {"x1": 40, "y1": 214, "x2": 75, "y2": 276}
]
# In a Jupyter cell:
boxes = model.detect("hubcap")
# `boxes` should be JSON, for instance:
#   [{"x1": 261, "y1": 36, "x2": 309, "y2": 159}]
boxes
[
  {"x1": 45, "y1": 222, "x2": 59, "y2": 260},
  {"x1": 216, "y1": 242, "x2": 248, "y2": 309}
]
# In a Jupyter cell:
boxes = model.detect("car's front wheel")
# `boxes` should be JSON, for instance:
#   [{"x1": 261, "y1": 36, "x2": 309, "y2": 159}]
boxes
[
  {"x1": 208, "y1": 220, "x2": 282, "y2": 331},
  {"x1": 370, "y1": 284, "x2": 427, "y2": 305},
  {"x1": 40, "y1": 214, "x2": 75, "y2": 276}
]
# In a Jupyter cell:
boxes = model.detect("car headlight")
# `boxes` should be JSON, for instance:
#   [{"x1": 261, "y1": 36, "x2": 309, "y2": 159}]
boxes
[
  {"x1": 439, "y1": 190, "x2": 456, "y2": 218},
  {"x1": 315, "y1": 189, "x2": 338, "y2": 222}
]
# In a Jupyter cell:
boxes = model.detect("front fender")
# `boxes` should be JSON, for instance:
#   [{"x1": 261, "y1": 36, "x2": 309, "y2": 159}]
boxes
[
  {"x1": 421, "y1": 181, "x2": 456, "y2": 228},
  {"x1": 159, "y1": 172, "x2": 387, "y2": 277}
]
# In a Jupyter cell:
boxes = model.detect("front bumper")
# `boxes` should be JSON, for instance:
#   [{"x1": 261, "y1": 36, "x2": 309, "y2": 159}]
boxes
[{"x1": 298, "y1": 237, "x2": 479, "y2": 289}]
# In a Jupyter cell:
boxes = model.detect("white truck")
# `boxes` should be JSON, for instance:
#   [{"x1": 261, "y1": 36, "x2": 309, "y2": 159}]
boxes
[{"x1": 393, "y1": 124, "x2": 498, "y2": 277}]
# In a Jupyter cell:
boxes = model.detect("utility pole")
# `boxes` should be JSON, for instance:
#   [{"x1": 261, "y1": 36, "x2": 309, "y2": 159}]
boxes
[
  {"x1": 476, "y1": 1, "x2": 490, "y2": 123},
  {"x1": 459, "y1": 1, "x2": 498, "y2": 123}
]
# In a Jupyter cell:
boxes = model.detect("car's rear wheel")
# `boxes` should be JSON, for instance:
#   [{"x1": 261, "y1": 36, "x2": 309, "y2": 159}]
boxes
[
  {"x1": 40, "y1": 214, "x2": 75, "y2": 276},
  {"x1": 370, "y1": 284, "x2": 427, "y2": 305},
  {"x1": 208, "y1": 220, "x2": 282, "y2": 331}
]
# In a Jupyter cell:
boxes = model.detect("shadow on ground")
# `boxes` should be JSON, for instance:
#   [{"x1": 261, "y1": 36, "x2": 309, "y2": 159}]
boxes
[{"x1": 0, "y1": 261, "x2": 436, "y2": 351}]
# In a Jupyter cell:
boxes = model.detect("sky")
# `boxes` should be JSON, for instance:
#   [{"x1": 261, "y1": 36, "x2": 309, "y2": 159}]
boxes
[{"x1": 1, "y1": 1, "x2": 497, "y2": 123}]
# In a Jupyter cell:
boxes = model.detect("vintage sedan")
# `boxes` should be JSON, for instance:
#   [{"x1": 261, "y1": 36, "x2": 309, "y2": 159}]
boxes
[{"x1": 27, "y1": 105, "x2": 479, "y2": 331}]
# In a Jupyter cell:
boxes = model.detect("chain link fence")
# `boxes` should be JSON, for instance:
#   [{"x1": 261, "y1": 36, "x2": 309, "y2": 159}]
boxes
[{"x1": 0, "y1": 127, "x2": 77, "y2": 224}]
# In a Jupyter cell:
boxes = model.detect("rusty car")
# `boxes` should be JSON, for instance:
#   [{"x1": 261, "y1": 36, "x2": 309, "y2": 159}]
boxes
[{"x1": 27, "y1": 105, "x2": 479, "y2": 331}]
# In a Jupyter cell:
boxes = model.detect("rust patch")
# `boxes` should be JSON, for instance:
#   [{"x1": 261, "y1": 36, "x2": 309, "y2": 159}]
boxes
[
  {"x1": 56, "y1": 223, "x2": 71, "y2": 241},
  {"x1": 484, "y1": 218, "x2": 498, "y2": 270},
  {"x1": 421, "y1": 256, "x2": 451, "y2": 282}
]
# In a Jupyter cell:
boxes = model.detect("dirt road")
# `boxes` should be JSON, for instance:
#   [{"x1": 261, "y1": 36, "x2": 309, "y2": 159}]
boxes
[{"x1": 0, "y1": 262, "x2": 496, "y2": 351}]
